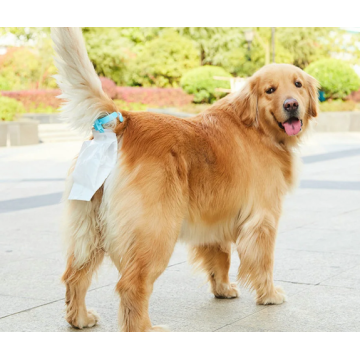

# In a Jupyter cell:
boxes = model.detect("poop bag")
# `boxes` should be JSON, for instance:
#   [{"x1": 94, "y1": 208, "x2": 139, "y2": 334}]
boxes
[{"x1": 68, "y1": 129, "x2": 118, "y2": 201}]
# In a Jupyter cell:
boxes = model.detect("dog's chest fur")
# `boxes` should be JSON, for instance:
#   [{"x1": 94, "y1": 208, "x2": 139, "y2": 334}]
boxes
[{"x1": 178, "y1": 148, "x2": 300, "y2": 247}]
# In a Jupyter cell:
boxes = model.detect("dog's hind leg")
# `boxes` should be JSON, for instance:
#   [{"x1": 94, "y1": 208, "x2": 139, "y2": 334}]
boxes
[
  {"x1": 102, "y1": 151, "x2": 188, "y2": 331},
  {"x1": 61, "y1": 189, "x2": 104, "y2": 329},
  {"x1": 190, "y1": 242, "x2": 239, "y2": 299},
  {"x1": 113, "y1": 220, "x2": 179, "y2": 332},
  {"x1": 62, "y1": 249, "x2": 104, "y2": 329}
]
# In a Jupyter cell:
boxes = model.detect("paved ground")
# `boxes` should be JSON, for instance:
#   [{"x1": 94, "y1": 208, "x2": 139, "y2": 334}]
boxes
[{"x1": 0, "y1": 132, "x2": 360, "y2": 332}]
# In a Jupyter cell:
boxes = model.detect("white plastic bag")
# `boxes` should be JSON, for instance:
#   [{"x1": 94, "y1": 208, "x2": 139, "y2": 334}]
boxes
[{"x1": 68, "y1": 129, "x2": 118, "y2": 201}]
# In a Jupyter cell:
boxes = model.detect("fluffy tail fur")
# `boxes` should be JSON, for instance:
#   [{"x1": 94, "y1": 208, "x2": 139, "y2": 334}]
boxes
[{"x1": 51, "y1": 27, "x2": 117, "y2": 135}]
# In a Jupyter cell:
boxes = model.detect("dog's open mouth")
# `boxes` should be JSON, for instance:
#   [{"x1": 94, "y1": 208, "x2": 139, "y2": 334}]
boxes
[{"x1": 278, "y1": 117, "x2": 303, "y2": 136}]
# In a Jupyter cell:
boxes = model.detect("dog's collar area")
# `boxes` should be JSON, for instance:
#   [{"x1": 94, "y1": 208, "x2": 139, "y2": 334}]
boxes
[{"x1": 93, "y1": 112, "x2": 123, "y2": 133}]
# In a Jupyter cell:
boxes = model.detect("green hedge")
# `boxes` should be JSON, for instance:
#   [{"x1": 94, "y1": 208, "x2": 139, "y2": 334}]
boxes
[
  {"x1": 181, "y1": 66, "x2": 232, "y2": 103},
  {"x1": 305, "y1": 59, "x2": 360, "y2": 100},
  {"x1": 0, "y1": 96, "x2": 25, "y2": 121}
]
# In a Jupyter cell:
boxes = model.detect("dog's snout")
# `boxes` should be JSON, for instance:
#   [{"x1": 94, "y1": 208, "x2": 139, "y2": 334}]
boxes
[{"x1": 283, "y1": 98, "x2": 299, "y2": 112}]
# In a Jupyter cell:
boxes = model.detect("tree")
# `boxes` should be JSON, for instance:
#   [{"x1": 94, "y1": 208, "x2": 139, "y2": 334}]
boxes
[
  {"x1": 0, "y1": 27, "x2": 50, "y2": 45},
  {"x1": 175, "y1": 27, "x2": 358, "y2": 77},
  {"x1": 275, "y1": 27, "x2": 334, "y2": 68},
  {"x1": 176, "y1": 27, "x2": 244, "y2": 65},
  {"x1": 128, "y1": 30, "x2": 200, "y2": 87},
  {"x1": 0, "y1": 47, "x2": 42, "y2": 90},
  {"x1": 82, "y1": 28, "x2": 136, "y2": 86}
]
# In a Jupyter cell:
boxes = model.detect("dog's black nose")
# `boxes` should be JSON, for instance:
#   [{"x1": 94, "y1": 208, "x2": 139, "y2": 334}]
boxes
[{"x1": 283, "y1": 98, "x2": 299, "y2": 112}]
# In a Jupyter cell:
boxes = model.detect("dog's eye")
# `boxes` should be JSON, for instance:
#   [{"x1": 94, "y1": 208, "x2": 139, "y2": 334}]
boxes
[
  {"x1": 295, "y1": 81, "x2": 302, "y2": 88},
  {"x1": 266, "y1": 87, "x2": 276, "y2": 94}
]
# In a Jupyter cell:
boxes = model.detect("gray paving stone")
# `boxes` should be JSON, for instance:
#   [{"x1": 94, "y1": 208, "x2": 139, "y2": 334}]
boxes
[
  {"x1": 302, "y1": 208, "x2": 360, "y2": 233},
  {"x1": 0, "y1": 294, "x2": 47, "y2": 319},
  {"x1": 273, "y1": 248, "x2": 360, "y2": 285},
  {"x1": 320, "y1": 265, "x2": 360, "y2": 290},
  {"x1": 218, "y1": 285, "x2": 360, "y2": 332},
  {"x1": 0, "y1": 259, "x2": 308, "y2": 332},
  {"x1": 0, "y1": 256, "x2": 67, "y2": 301},
  {"x1": 277, "y1": 227, "x2": 360, "y2": 255},
  {"x1": 0, "y1": 253, "x2": 117, "y2": 301},
  {"x1": 278, "y1": 207, "x2": 337, "y2": 233},
  {"x1": 282, "y1": 188, "x2": 360, "y2": 214}
]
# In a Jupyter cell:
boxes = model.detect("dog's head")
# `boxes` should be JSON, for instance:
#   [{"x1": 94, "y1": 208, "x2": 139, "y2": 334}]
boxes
[{"x1": 235, "y1": 64, "x2": 319, "y2": 144}]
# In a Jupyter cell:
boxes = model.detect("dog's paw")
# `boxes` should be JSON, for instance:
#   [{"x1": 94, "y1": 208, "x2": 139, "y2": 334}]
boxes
[
  {"x1": 214, "y1": 282, "x2": 240, "y2": 299},
  {"x1": 257, "y1": 286, "x2": 287, "y2": 305},
  {"x1": 148, "y1": 325, "x2": 170, "y2": 332},
  {"x1": 67, "y1": 309, "x2": 99, "y2": 329}
]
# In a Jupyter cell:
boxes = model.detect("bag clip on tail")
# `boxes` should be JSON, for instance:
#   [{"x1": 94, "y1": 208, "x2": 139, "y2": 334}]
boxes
[
  {"x1": 93, "y1": 112, "x2": 123, "y2": 133},
  {"x1": 68, "y1": 112, "x2": 123, "y2": 201}
]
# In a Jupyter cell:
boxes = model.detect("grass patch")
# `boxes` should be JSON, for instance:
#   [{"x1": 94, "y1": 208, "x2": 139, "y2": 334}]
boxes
[
  {"x1": 114, "y1": 100, "x2": 148, "y2": 111},
  {"x1": 319, "y1": 100, "x2": 358, "y2": 112},
  {"x1": 177, "y1": 103, "x2": 212, "y2": 114}
]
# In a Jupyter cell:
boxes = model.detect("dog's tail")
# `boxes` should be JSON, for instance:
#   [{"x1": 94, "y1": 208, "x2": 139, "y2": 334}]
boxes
[{"x1": 51, "y1": 27, "x2": 117, "y2": 135}]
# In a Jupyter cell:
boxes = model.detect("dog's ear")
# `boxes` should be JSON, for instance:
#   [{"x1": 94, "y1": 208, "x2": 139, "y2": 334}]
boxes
[
  {"x1": 306, "y1": 74, "x2": 319, "y2": 118},
  {"x1": 236, "y1": 78, "x2": 259, "y2": 127}
]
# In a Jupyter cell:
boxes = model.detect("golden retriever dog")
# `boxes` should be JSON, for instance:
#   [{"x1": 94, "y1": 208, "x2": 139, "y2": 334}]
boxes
[{"x1": 51, "y1": 28, "x2": 319, "y2": 332}]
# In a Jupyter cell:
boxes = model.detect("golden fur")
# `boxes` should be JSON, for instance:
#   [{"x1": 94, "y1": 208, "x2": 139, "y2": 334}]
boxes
[{"x1": 53, "y1": 27, "x2": 319, "y2": 333}]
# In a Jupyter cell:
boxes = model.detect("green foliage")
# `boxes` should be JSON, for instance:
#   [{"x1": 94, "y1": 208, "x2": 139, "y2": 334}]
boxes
[
  {"x1": 129, "y1": 30, "x2": 199, "y2": 87},
  {"x1": 0, "y1": 27, "x2": 50, "y2": 44},
  {"x1": 26, "y1": 103, "x2": 58, "y2": 113},
  {"x1": 36, "y1": 37, "x2": 58, "y2": 89},
  {"x1": 305, "y1": 59, "x2": 360, "y2": 99},
  {"x1": 0, "y1": 42, "x2": 57, "y2": 91},
  {"x1": 275, "y1": 27, "x2": 332, "y2": 68},
  {"x1": 181, "y1": 66, "x2": 232, "y2": 103},
  {"x1": 0, "y1": 96, "x2": 25, "y2": 121},
  {"x1": 176, "y1": 27, "x2": 351, "y2": 78},
  {"x1": 114, "y1": 99, "x2": 147, "y2": 111},
  {"x1": 0, "y1": 48, "x2": 40, "y2": 90},
  {"x1": 83, "y1": 28, "x2": 135, "y2": 85},
  {"x1": 319, "y1": 99, "x2": 357, "y2": 112},
  {"x1": 177, "y1": 103, "x2": 212, "y2": 114},
  {"x1": 177, "y1": 28, "x2": 243, "y2": 65},
  {"x1": 1, "y1": 26, "x2": 360, "y2": 106}
]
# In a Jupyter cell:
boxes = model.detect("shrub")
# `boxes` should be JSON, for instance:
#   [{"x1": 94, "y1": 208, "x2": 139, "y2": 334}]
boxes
[
  {"x1": 129, "y1": 30, "x2": 200, "y2": 87},
  {"x1": 116, "y1": 87, "x2": 193, "y2": 107},
  {"x1": 319, "y1": 99, "x2": 357, "y2": 112},
  {"x1": 26, "y1": 103, "x2": 59, "y2": 113},
  {"x1": 100, "y1": 77, "x2": 118, "y2": 99},
  {"x1": 180, "y1": 66, "x2": 232, "y2": 103},
  {"x1": 1, "y1": 90, "x2": 61, "y2": 112},
  {"x1": 0, "y1": 95, "x2": 25, "y2": 121},
  {"x1": 348, "y1": 89, "x2": 360, "y2": 102},
  {"x1": 305, "y1": 59, "x2": 360, "y2": 100},
  {"x1": 114, "y1": 100, "x2": 147, "y2": 111},
  {"x1": 1, "y1": 87, "x2": 194, "y2": 113}
]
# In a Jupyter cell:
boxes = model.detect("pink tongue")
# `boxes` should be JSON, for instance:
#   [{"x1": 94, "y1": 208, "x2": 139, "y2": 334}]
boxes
[{"x1": 283, "y1": 119, "x2": 301, "y2": 136}]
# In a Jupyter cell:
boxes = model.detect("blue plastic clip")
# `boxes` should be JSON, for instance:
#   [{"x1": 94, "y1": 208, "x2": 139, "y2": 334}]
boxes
[{"x1": 93, "y1": 112, "x2": 123, "y2": 133}]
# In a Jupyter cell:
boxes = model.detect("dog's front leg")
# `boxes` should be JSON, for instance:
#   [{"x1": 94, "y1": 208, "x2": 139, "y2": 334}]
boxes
[
  {"x1": 237, "y1": 213, "x2": 286, "y2": 305},
  {"x1": 189, "y1": 242, "x2": 240, "y2": 299}
]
